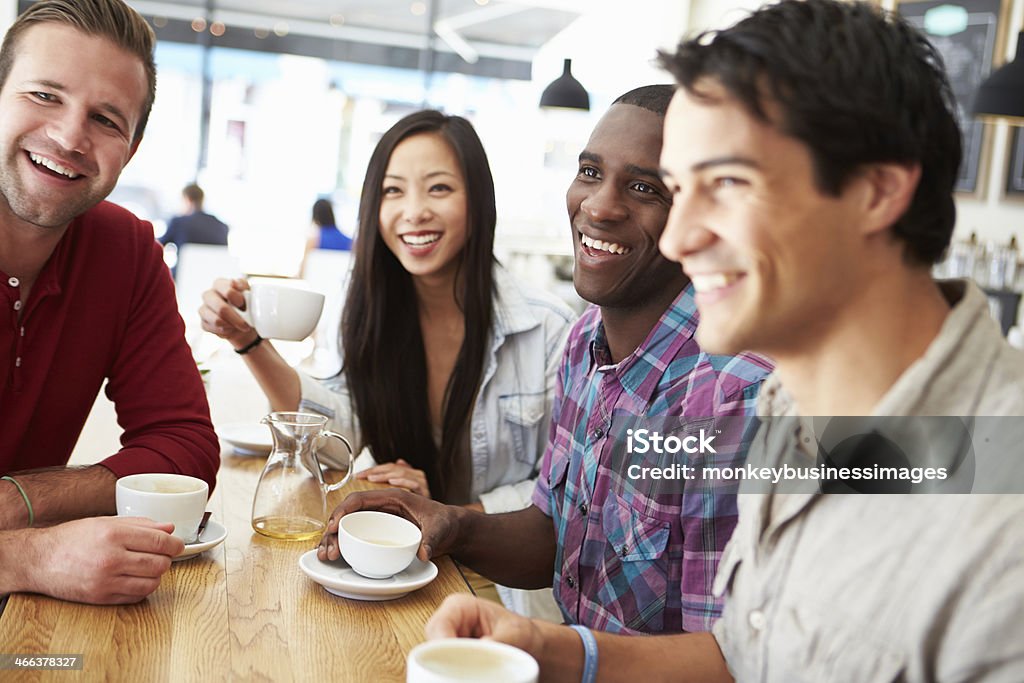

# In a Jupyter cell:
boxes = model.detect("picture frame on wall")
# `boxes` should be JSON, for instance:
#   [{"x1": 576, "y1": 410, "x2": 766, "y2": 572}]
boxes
[
  {"x1": 896, "y1": 0, "x2": 1011, "y2": 196},
  {"x1": 1008, "y1": 127, "x2": 1024, "y2": 195}
]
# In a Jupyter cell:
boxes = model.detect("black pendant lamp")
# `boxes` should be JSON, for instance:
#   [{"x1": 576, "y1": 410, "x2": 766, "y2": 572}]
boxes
[
  {"x1": 973, "y1": 31, "x2": 1024, "y2": 123},
  {"x1": 540, "y1": 59, "x2": 590, "y2": 111}
]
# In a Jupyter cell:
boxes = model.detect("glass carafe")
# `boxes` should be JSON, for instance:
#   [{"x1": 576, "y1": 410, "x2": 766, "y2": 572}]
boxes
[{"x1": 251, "y1": 411, "x2": 354, "y2": 541}]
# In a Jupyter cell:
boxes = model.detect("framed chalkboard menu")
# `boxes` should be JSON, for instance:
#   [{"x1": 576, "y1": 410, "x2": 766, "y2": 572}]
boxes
[{"x1": 897, "y1": 0, "x2": 1008, "y2": 195}]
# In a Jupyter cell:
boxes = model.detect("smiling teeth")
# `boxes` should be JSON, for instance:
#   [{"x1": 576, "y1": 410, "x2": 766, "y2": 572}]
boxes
[
  {"x1": 580, "y1": 232, "x2": 631, "y2": 255},
  {"x1": 690, "y1": 273, "x2": 742, "y2": 293},
  {"x1": 29, "y1": 152, "x2": 80, "y2": 179},
  {"x1": 401, "y1": 233, "x2": 441, "y2": 246}
]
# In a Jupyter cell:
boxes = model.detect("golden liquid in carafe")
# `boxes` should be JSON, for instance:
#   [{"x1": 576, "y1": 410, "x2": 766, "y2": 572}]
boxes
[{"x1": 252, "y1": 515, "x2": 325, "y2": 541}]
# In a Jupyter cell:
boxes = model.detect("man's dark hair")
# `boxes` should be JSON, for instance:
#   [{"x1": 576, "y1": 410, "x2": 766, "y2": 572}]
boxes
[
  {"x1": 658, "y1": 0, "x2": 962, "y2": 266},
  {"x1": 613, "y1": 84, "x2": 675, "y2": 117},
  {"x1": 182, "y1": 183, "x2": 204, "y2": 208}
]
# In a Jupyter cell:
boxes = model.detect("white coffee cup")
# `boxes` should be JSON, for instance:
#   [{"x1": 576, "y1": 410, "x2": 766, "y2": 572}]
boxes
[
  {"x1": 238, "y1": 280, "x2": 325, "y2": 341},
  {"x1": 407, "y1": 639, "x2": 539, "y2": 683},
  {"x1": 1008, "y1": 326, "x2": 1024, "y2": 350},
  {"x1": 115, "y1": 474, "x2": 209, "y2": 544},
  {"x1": 338, "y1": 511, "x2": 421, "y2": 579}
]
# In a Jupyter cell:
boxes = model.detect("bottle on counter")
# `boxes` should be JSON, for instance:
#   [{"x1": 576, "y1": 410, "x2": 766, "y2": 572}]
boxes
[
  {"x1": 1010, "y1": 236, "x2": 1021, "y2": 291},
  {"x1": 978, "y1": 235, "x2": 1020, "y2": 291},
  {"x1": 943, "y1": 231, "x2": 979, "y2": 280}
]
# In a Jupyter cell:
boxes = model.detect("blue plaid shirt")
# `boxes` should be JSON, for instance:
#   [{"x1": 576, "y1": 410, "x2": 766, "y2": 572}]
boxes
[{"x1": 532, "y1": 285, "x2": 771, "y2": 634}]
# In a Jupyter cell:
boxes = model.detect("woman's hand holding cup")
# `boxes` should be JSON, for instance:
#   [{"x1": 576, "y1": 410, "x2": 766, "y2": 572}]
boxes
[
  {"x1": 202, "y1": 278, "x2": 324, "y2": 343},
  {"x1": 199, "y1": 277, "x2": 256, "y2": 348}
]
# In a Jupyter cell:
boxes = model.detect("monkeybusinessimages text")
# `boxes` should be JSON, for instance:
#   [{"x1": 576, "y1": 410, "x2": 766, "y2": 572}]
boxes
[{"x1": 624, "y1": 429, "x2": 949, "y2": 485}]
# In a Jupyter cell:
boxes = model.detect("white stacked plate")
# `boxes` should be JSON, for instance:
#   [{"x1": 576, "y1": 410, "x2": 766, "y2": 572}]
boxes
[
  {"x1": 298, "y1": 550, "x2": 438, "y2": 601},
  {"x1": 217, "y1": 423, "x2": 272, "y2": 456}
]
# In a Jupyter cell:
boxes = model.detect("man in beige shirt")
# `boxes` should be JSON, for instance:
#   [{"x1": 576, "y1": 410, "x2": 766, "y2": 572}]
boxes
[{"x1": 421, "y1": 1, "x2": 1024, "y2": 681}]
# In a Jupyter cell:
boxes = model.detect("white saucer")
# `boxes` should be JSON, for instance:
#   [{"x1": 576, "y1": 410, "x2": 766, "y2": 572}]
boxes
[
  {"x1": 298, "y1": 550, "x2": 438, "y2": 601},
  {"x1": 218, "y1": 422, "x2": 272, "y2": 456},
  {"x1": 173, "y1": 520, "x2": 228, "y2": 561}
]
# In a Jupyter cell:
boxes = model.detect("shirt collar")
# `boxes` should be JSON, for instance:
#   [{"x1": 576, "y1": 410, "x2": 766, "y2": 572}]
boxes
[
  {"x1": 871, "y1": 279, "x2": 996, "y2": 416},
  {"x1": 492, "y1": 263, "x2": 543, "y2": 338},
  {"x1": 586, "y1": 284, "x2": 700, "y2": 402},
  {"x1": 1, "y1": 219, "x2": 75, "y2": 304},
  {"x1": 759, "y1": 279, "x2": 991, "y2": 419},
  {"x1": 33, "y1": 229, "x2": 72, "y2": 299},
  {"x1": 756, "y1": 374, "x2": 795, "y2": 418}
]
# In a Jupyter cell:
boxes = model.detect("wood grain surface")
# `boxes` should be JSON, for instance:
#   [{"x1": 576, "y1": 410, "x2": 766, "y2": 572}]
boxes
[{"x1": 0, "y1": 458, "x2": 469, "y2": 682}]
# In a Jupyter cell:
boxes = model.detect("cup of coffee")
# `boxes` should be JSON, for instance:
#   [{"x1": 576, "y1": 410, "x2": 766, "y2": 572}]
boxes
[
  {"x1": 338, "y1": 511, "x2": 421, "y2": 579},
  {"x1": 238, "y1": 279, "x2": 325, "y2": 341},
  {"x1": 115, "y1": 473, "x2": 209, "y2": 544},
  {"x1": 407, "y1": 639, "x2": 539, "y2": 683}
]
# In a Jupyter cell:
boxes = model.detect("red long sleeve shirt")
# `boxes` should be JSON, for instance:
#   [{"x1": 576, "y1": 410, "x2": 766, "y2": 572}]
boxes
[{"x1": 1, "y1": 201, "x2": 219, "y2": 489}]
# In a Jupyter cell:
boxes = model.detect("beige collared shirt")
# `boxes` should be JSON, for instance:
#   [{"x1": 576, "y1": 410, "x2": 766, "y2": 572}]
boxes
[{"x1": 713, "y1": 281, "x2": 1024, "y2": 682}]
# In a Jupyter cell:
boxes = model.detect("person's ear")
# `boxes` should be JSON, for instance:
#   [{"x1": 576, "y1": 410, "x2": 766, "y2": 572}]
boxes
[{"x1": 857, "y1": 162, "x2": 921, "y2": 237}]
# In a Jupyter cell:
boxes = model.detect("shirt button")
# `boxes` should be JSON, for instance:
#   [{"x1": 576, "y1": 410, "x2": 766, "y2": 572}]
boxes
[
  {"x1": 748, "y1": 609, "x2": 766, "y2": 631},
  {"x1": 13, "y1": 300, "x2": 21, "y2": 311},
  {"x1": 566, "y1": 575, "x2": 576, "y2": 589},
  {"x1": 15, "y1": 357, "x2": 21, "y2": 368},
  {"x1": 592, "y1": 427, "x2": 604, "y2": 440},
  {"x1": 579, "y1": 502, "x2": 588, "y2": 516},
  {"x1": 619, "y1": 544, "x2": 628, "y2": 557},
  {"x1": 8, "y1": 277, "x2": 18, "y2": 287}
]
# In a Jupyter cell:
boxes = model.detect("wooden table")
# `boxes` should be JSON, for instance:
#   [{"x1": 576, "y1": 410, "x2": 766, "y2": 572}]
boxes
[{"x1": 0, "y1": 347, "x2": 471, "y2": 682}]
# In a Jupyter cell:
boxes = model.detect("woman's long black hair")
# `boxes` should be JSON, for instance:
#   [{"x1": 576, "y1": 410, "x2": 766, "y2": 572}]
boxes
[{"x1": 340, "y1": 110, "x2": 496, "y2": 502}]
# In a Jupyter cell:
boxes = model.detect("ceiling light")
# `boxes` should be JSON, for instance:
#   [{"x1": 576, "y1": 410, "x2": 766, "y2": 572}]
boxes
[
  {"x1": 540, "y1": 59, "x2": 589, "y2": 111},
  {"x1": 973, "y1": 30, "x2": 1024, "y2": 123}
]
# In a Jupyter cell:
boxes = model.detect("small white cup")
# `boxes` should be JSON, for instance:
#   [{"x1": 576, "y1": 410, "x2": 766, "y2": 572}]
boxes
[
  {"x1": 338, "y1": 511, "x2": 421, "y2": 579},
  {"x1": 1008, "y1": 326, "x2": 1023, "y2": 350},
  {"x1": 238, "y1": 280, "x2": 325, "y2": 341},
  {"x1": 407, "y1": 639, "x2": 539, "y2": 683},
  {"x1": 115, "y1": 474, "x2": 209, "y2": 544}
]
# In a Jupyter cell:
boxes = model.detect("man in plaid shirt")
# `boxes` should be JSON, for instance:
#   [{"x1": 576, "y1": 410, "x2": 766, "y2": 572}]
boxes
[
  {"x1": 321, "y1": 85, "x2": 769, "y2": 635},
  {"x1": 532, "y1": 250, "x2": 768, "y2": 633}
]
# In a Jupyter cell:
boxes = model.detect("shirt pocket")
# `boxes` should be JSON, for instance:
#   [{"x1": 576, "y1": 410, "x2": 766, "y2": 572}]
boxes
[
  {"x1": 599, "y1": 494, "x2": 671, "y2": 632},
  {"x1": 500, "y1": 392, "x2": 547, "y2": 466},
  {"x1": 774, "y1": 599, "x2": 907, "y2": 683},
  {"x1": 545, "y1": 442, "x2": 571, "y2": 493}
]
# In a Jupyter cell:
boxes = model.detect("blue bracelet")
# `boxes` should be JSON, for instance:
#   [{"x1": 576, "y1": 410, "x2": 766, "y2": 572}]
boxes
[{"x1": 570, "y1": 624, "x2": 598, "y2": 683}]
